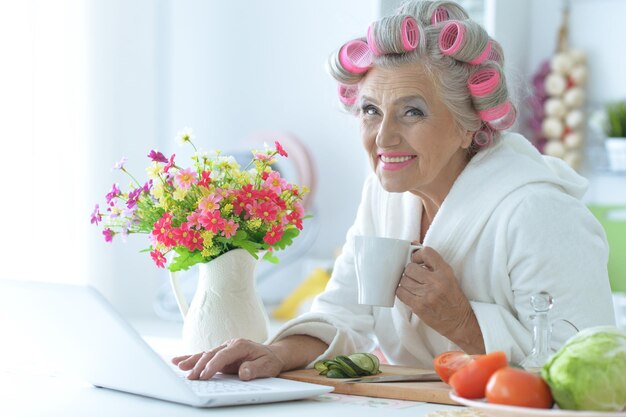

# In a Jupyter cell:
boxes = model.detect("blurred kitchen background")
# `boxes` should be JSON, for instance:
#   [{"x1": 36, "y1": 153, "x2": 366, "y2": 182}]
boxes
[{"x1": 1, "y1": 0, "x2": 624, "y2": 326}]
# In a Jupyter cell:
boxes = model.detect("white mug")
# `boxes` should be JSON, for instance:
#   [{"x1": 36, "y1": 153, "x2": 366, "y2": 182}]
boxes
[{"x1": 353, "y1": 235, "x2": 422, "y2": 307}]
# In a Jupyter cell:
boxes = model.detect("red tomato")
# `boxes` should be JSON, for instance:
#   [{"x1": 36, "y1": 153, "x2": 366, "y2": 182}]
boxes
[
  {"x1": 433, "y1": 351, "x2": 475, "y2": 383},
  {"x1": 449, "y1": 351, "x2": 508, "y2": 399},
  {"x1": 486, "y1": 367, "x2": 553, "y2": 409}
]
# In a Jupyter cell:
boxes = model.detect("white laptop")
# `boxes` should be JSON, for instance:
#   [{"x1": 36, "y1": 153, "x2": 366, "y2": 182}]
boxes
[{"x1": 0, "y1": 279, "x2": 333, "y2": 407}]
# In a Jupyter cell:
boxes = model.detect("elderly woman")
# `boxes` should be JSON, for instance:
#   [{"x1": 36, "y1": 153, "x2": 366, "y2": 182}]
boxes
[{"x1": 173, "y1": 0, "x2": 615, "y2": 381}]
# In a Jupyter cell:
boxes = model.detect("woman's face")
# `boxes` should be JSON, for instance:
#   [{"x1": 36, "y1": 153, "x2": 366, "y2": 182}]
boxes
[{"x1": 358, "y1": 62, "x2": 473, "y2": 196}]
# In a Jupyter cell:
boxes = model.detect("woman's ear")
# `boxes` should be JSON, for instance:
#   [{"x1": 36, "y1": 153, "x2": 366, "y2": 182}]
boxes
[{"x1": 460, "y1": 130, "x2": 474, "y2": 149}]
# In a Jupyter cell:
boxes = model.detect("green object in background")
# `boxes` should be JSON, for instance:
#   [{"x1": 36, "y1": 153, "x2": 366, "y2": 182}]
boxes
[{"x1": 589, "y1": 205, "x2": 626, "y2": 293}]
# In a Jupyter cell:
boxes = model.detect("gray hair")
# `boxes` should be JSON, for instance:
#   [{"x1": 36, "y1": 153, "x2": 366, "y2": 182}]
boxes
[{"x1": 328, "y1": 0, "x2": 515, "y2": 151}]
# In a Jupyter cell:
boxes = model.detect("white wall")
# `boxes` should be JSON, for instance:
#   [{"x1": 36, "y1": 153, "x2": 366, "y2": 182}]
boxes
[
  {"x1": 527, "y1": 0, "x2": 626, "y2": 106},
  {"x1": 167, "y1": 0, "x2": 375, "y2": 260},
  {"x1": 82, "y1": 0, "x2": 377, "y2": 316},
  {"x1": 85, "y1": 0, "x2": 167, "y2": 316}
]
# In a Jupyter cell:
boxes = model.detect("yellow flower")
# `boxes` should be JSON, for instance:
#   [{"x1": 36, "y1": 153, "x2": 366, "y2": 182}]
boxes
[
  {"x1": 158, "y1": 198, "x2": 171, "y2": 210},
  {"x1": 247, "y1": 218, "x2": 262, "y2": 230},
  {"x1": 152, "y1": 182, "x2": 165, "y2": 200},
  {"x1": 146, "y1": 163, "x2": 163, "y2": 179},
  {"x1": 200, "y1": 231, "x2": 215, "y2": 247},
  {"x1": 221, "y1": 203, "x2": 233, "y2": 215},
  {"x1": 202, "y1": 246, "x2": 221, "y2": 257},
  {"x1": 172, "y1": 187, "x2": 188, "y2": 201}
]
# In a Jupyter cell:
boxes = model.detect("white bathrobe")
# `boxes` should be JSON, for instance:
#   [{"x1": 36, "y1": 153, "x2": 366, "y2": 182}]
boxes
[{"x1": 268, "y1": 132, "x2": 615, "y2": 368}]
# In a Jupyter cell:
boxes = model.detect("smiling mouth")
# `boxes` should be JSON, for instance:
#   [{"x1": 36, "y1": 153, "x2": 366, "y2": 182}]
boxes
[
  {"x1": 380, "y1": 155, "x2": 416, "y2": 163},
  {"x1": 378, "y1": 154, "x2": 417, "y2": 171}
]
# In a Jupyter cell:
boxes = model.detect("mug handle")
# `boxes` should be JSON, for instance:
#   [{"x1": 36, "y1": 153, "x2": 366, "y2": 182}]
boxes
[
  {"x1": 169, "y1": 270, "x2": 189, "y2": 318},
  {"x1": 408, "y1": 243, "x2": 423, "y2": 259}
]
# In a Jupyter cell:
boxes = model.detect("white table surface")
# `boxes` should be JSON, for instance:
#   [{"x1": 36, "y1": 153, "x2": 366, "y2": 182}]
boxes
[{"x1": 0, "y1": 318, "x2": 463, "y2": 417}]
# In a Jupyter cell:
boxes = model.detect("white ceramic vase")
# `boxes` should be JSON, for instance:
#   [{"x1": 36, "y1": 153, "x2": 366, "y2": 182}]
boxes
[
  {"x1": 605, "y1": 137, "x2": 626, "y2": 172},
  {"x1": 169, "y1": 249, "x2": 269, "y2": 352}
]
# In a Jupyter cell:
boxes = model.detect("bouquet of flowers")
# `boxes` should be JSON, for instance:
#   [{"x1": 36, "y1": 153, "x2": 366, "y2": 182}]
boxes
[{"x1": 90, "y1": 130, "x2": 307, "y2": 272}]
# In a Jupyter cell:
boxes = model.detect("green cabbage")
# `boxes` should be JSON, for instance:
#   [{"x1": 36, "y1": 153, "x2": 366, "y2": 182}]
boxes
[{"x1": 541, "y1": 326, "x2": 626, "y2": 411}]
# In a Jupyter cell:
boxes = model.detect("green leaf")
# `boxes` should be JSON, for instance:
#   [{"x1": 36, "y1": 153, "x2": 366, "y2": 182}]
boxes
[
  {"x1": 231, "y1": 229, "x2": 248, "y2": 242},
  {"x1": 168, "y1": 248, "x2": 206, "y2": 272},
  {"x1": 262, "y1": 251, "x2": 279, "y2": 264},
  {"x1": 237, "y1": 240, "x2": 262, "y2": 258},
  {"x1": 273, "y1": 227, "x2": 300, "y2": 250}
]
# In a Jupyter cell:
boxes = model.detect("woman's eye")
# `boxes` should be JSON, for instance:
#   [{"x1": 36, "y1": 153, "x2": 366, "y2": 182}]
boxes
[
  {"x1": 406, "y1": 108, "x2": 425, "y2": 117},
  {"x1": 362, "y1": 105, "x2": 379, "y2": 116}
]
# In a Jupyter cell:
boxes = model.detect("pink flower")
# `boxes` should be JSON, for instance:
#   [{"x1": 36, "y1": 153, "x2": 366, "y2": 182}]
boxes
[
  {"x1": 255, "y1": 153, "x2": 270, "y2": 161},
  {"x1": 187, "y1": 210, "x2": 202, "y2": 229},
  {"x1": 255, "y1": 201, "x2": 278, "y2": 222},
  {"x1": 150, "y1": 250, "x2": 167, "y2": 268},
  {"x1": 221, "y1": 220, "x2": 239, "y2": 238},
  {"x1": 103, "y1": 228, "x2": 114, "y2": 243},
  {"x1": 275, "y1": 141, "x2": 288, "y2": 157},
  {"x1": 287, "y1": 211, "x2": 303, "y2": 230},
  {"x1": 175, "y1": 168, "x2": 197, "y2": 189},
  {"x1": 142, "y1": 180, "x2": 153, "y2": 194},
  {"x1": 186, "y1": 231, "x2": 203, "y2": 252},
  {"x1": 199, "y1": 210, "x2": 225, "y2": 233},
  {"x1": 164, "y1": 154, "x2": 176, "y2": 173},
  {"x1": 172, "y1": 222, "x2": 193, "y2": 246},
  {"x1": 152, "y1": 212, "x2": 176, "y2": 247},
  {"x1": 263, "y1": 224, "x2": 283, "y2": 245},
  {"x1": 198, "y1": 170, "x2": 211, "y2": 188},
  {"x1": 148, "y1": 150, "x2": 168, "y2": 163},
  {"x1": 263, "y1": 171, "x2": 287, "y2": 194},
  {"x1": 292, "y1": 201, "x2": 304, "y2": 217},
  {"x1": 90, "y1": 204, "x2": 102, "y2": 225},
  {"x1": 105, "y1": 183, "x2": 121, "y2": 204},
  {"x1": 198, "y1": 194, "x2": 221, "y2": 213}
]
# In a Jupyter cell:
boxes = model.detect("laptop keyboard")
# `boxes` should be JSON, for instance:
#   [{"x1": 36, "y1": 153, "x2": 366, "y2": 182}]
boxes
[{"x1": 183, "y1": 376, "x2": 271, "y2": 396}]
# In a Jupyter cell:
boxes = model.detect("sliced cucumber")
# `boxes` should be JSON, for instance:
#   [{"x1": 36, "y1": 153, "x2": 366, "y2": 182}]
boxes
[
  {"x1": 326, "y1": 368, "x2": 348, "y2": 378},
  {"x1": 314, "y1": 352, "x2": 381, "y2": 379},
  {"x1": 348, "y1": 353, "x2": 378, "y2": 374},
  {"x1": 333, "y1": 356, "x2": 359, "y2": 377}
]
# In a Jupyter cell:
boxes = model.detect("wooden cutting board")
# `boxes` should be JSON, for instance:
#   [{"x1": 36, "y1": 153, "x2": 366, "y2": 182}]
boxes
[{"x1": 279, "y1": 364, "x2": 458, "y2": 405}]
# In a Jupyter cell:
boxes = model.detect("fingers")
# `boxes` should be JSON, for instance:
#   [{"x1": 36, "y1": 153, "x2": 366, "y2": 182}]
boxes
[
  {"x1": 188, "y1": 349, "x2": 223, "y2": 380},
  {"x1": 171, "y1": 354, "x2": 192, "y2": 365},
  {"x1": 176, "y1": 352, "x2": 204, "y2": 370},
  {"x1": 196, "y1": 339, "x2": 255, "y2": 380},
  {"x1": 398, "y1": 270, "x2": 425, "y2": 296},
  {"x1": 411, "y1": 246, "x2": 442, "y2": 270}
]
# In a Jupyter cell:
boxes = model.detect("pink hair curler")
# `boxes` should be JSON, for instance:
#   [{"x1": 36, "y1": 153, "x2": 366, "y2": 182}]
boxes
[
  {"x1": 473, "y1": 127, "x2": 493, "y2": 147},
  {"x1": 431, "y1": 6, "x2": 450, "y2": 24},
  {"x1": 487, "y1": 105, "x2": 517, "y2": 130},
  {"x1": 401, "y1": 16, "x2": 419, "y2": 51},
  {"x1": 439, "y1": 21, "x2": 465, "y2": 56},
  {"x1": 367, "y1": 25, "x2": 382, "y2": 56},
  {"x1": 468, "y1": 40, "x2": 492, "y2": 65},
  {"x1": 339, "y1": 40, "x2": 373, "y2": 74},
  {"x1": 337, "y1": 83, "x2": 358, "y2": 106},
  {"x1": 487, "y1": 41, "x2": 503, "y2": 64},
  {"x1": 368, "y1": 16, "x2": 419, "y2": 56},
  {"x1": 468, "y1": 67, "x2": 501, "y2": 96},
  {"x1": 478, "y1": 100, "x2": 511, "y2": 122}
]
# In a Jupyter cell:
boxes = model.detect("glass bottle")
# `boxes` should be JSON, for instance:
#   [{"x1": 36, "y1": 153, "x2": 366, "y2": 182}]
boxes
[{"x1": 520, "y1": 291, "x2": 554, "y2": 373}]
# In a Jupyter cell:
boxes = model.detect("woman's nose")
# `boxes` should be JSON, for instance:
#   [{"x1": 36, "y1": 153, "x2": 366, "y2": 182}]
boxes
[{"x1": 375, "y1": 115, "x2": 402, "y2": 148}]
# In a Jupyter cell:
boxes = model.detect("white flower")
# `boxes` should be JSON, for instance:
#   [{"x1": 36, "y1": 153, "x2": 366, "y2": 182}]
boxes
[{"x1": 176, "y1": 127, "x2": 195, "y2": 146}]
